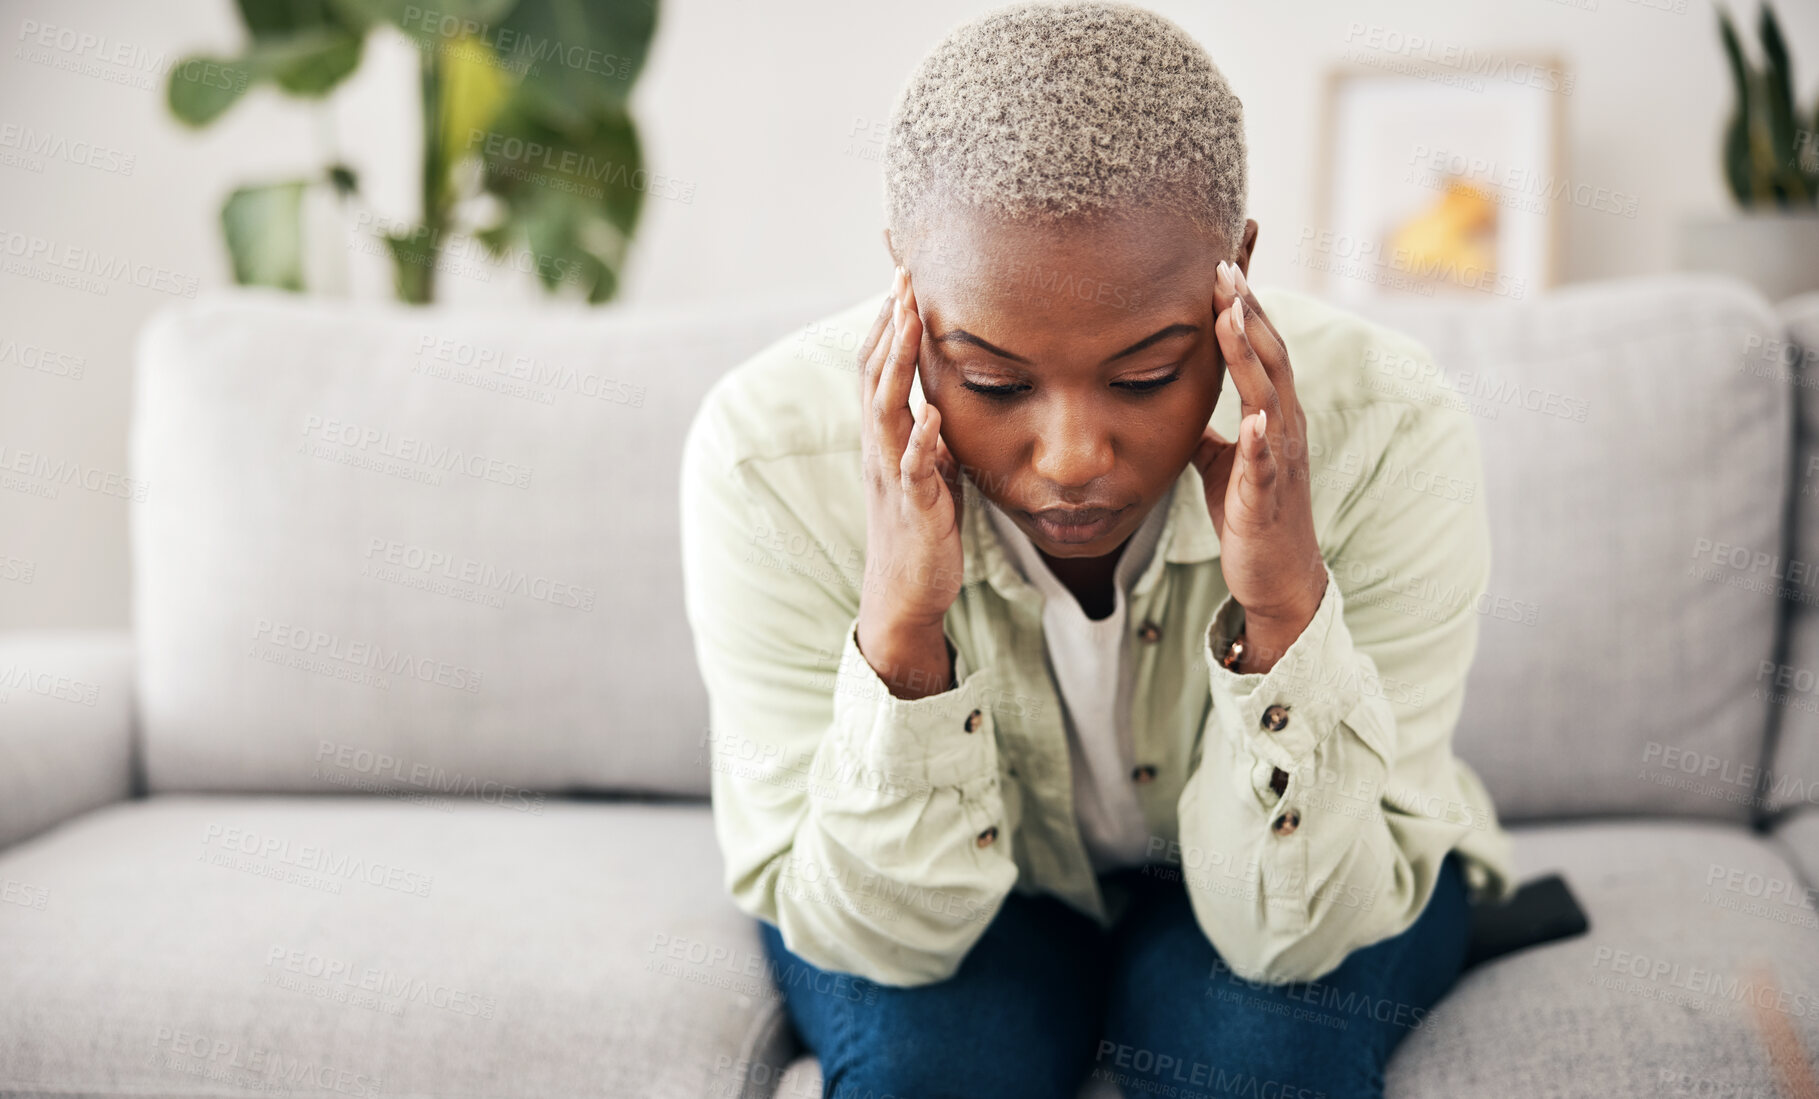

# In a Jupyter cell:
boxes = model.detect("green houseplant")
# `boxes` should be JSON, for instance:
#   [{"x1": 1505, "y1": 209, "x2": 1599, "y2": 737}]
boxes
[
  {"x1": 1718, "y1": 2, "x2": 1819, "y2": 208},
  {"x1": 1679, "y1": 2, "x2": 1819, "y2": 302},
  {"x1": 168, "y1": 0, "x2": 658, "y2": 304}
]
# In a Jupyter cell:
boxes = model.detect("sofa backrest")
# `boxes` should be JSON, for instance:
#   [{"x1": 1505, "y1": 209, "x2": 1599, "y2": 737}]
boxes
[
  {"x1": 1353, "y1": 274, "x2": 1788, "y2": 823},
  {"x1": 1763, "y1": 291, "x2": 1819, "y2": 815},
  {"x1": 133, "y1": 275, "x2": 1792, "y2": 823},
  {"x1": 130, "y1": 287, "x2": 849, "y2": 799}
]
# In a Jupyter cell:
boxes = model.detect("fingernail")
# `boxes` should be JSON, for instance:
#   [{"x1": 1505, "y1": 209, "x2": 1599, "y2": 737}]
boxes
[
  {"x1": 1258, "y1": 408, "x2": 1267, "y2": 437},
  {"x1": 1234, "y1": 295, "x2": 1245, "y2": 335},
  {"x1": 1234, "y1": 266, "x2": 1250, "y2": 293}
]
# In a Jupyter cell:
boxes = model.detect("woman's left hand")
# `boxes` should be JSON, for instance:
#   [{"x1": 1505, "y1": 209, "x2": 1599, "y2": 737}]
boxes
[{"x1": 1191, "y1": 261, "x2": 1328, "y2": 673}]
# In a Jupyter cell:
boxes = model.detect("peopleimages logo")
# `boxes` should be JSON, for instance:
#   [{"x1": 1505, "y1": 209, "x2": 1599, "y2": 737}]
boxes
[
  {"x1": 250, "y1": 617, "x2": 484, "y2": 694},
  {"x1": 1589, "y1": 947, "x2": 1812, "y2": 1017},
  {"x1": 150, "y1": 1026, "x2": 381, "y2": 1099},
  {"x1": 363, "y1": 537, "x2": 596, "y2": 611},
  {"x1": 264, "y1": 945, "x2": 497, "y2": 1019},
  {"x1": 300, "y1": 413, "x2": 533, "y2": 490},
  {"x1": 314, "y1": 741, "x2": 546, "y2": 814},
  {"x1": 0, "y1": 122, "x2": 136, "y2": 175},
  {"x1": 199, "y1": 824, "x2": 434, "y2": 898},
  {"x1": 0, "y1": 660, "x2": 99, "y2": 705},
  {"x1": 1642, "y1": 738, "x2": 1819, "y2": 807},
  {"x1": 0, "y1": 441, "x2": 149, "y2": 501}
]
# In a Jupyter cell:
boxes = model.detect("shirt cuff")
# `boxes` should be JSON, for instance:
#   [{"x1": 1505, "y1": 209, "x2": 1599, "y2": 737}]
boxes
[
  {"x1": 827, "y1": 616, "x2": 999, "y2": 792},
  {"x1": 1203, "y1": 562, "x2": 1386, "y2": 776}
]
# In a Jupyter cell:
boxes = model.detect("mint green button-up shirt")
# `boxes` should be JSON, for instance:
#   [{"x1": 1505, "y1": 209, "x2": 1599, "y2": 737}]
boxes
[{"x1": 679, "y1": 285, "x2": 1516, "y2": 989}]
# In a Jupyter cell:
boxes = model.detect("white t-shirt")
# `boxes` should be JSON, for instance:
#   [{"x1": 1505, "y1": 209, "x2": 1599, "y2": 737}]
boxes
[{"x1": 983, "y1": 483, "x2": 1176, "y2": 874}]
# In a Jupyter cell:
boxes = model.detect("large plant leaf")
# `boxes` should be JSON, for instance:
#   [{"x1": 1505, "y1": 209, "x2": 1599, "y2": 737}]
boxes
[
  {"x1": 330, "y1": 0, "x2": 518, "y2": 35},
  {"x1": 494, "y1": 0, "x2": 658, "y2": 129},
  {"x1": 1759, "y1": 3, "x2": 1806, "y2": 203},
  {"x1": 221, "y1": 181, "x2": 309, "y2": 290},
  {"x1": 475, "y1": 99, "x2": 644, "y2": 235},
  {"x1": 1724, "y1": 110, "x2": 1754, "y2": 207},
  {"x1": 168, "y1": 28, "x2": 365, "y2": 125},
  {"x1": 473, "y1": 91, "x2": 647, "y2": 302},
  {"x1": 269, "y1": 29, "x2": 365, "y2": 94},
  {"x1": 1717, "y1": 6, "x2": 1755, "y2": 205},
  {"x1": 238, "y1": 0, "x2": 367, "y2": 37},
  {"x1": 169, "y1": 55, "x2": 262, "y2": 125},
  {"x1": 518, "y1": 188, "x2": 620, "y2": 302},
  {"x1": 1718, "y1": 7, "x2": 1752, "y2": 111}
]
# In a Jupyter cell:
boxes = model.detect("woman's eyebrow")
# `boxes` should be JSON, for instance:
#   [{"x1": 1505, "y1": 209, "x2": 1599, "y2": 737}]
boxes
[{"x1": 930, "y1": 323, "x2": 1198, "y2": 365}]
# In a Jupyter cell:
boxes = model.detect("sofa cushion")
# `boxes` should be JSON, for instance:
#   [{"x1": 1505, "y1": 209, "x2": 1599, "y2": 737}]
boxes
[
  {"x1": 1351, "y1": 275, "x2": 1789, "y2": 822},
  {"x1": 1764, "y1": 290, "x2": 1819, "y2": 814},
  {"x1": 1386, "y1": 820, "x2": 1819, "y2": 1097},
  {"x1": 0, "y1": 797, "x2": 788, "y2": 1099},
  {"x1": 131, "y1": 289, "x2": 847, "y2": 798}
]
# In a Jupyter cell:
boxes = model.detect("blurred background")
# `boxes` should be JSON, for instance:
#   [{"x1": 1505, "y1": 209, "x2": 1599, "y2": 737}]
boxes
[{"x1": 2, "y1": 0, "x2": 1817, "y2": 631}]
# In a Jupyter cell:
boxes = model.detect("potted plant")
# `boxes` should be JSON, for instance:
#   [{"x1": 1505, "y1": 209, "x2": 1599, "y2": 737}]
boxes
[
  {"x1": 168, "y1": 0, "x2": 658, "y2": 304},
  {"x1": 1678, "y1": 2, "x2": 1819, "y2": 302}
]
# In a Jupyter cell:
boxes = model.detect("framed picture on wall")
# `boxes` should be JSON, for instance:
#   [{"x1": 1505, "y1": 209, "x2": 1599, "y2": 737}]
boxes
[{"x1": 1307, "y1": 55, "x2": 1569, "y2": 304}]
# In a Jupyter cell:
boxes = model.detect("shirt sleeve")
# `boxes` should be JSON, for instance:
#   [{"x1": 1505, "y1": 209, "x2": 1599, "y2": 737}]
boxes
[
  {"x1": 1174, "y1": 396, "x2": 1511, "y2": 985},
  {"x1": 679, "y1": 409, "x2": 1018, "y2": 988}
]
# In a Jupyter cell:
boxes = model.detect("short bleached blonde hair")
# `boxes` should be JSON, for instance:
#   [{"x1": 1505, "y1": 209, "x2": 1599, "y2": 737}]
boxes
[{"x1": 883, "y1": 0, "x2": 1248, "y2": 255}]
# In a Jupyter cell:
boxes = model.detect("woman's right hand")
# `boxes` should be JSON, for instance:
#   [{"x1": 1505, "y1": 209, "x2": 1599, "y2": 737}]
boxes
[{"x1": 854, "y1": 266, "x2": 966, "y2": 692}]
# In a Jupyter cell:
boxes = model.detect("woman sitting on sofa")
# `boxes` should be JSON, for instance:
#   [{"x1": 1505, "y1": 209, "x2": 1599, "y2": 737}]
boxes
[{"x1": 678, "y1": 3, "x2": 1514, "y2": 1096}]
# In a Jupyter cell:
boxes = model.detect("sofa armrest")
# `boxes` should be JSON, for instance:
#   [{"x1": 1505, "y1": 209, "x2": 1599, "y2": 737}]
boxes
[{"x1": 0, "y1": 630, "x2": 135, "y2": 851}]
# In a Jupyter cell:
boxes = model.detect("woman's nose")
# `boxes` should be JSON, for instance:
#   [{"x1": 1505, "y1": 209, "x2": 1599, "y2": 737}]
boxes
[{"x1": 1030, "y1": 404, "x2": 1114, "y2": 489}]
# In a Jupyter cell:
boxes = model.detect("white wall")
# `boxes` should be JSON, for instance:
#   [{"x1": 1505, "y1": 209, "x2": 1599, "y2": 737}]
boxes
[{"x1": 2, "y1": 0, "x2": 1815, "y2": 628}]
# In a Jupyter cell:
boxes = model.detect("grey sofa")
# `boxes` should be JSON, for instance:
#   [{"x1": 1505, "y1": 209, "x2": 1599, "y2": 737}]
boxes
[{"x1": 2, "y1": 273, "x2": 1818, "y2": 1098}]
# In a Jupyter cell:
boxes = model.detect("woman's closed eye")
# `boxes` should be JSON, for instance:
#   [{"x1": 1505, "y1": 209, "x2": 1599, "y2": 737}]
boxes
[{"x1": 960, "y1": 368, "x2": 1183, "y2": 399}]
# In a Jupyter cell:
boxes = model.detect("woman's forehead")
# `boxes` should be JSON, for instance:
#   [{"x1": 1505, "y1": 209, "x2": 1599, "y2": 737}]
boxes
[{"x1": 906, "y1": 206, "x2": 1224, "y2": 303}]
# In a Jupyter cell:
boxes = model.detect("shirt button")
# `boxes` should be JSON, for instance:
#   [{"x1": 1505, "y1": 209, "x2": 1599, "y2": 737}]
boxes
[
  {"x1": 1137, "y1": 620, "x2": 1162, "y2": 643},
  {"x1": 964, "y1": 709, "x2": 984, "y2": 733},
  {"x1": 1131, "y1": 764, "x2": 1157, "y2": 784},
  {"x1": 1272, "y1": 809, "x2": 1301, "y2": 836},
  {"x1": 1261, "y1": 704, "x2": 1290, "y2": 732},
  {"x1": 1269, "y1": 767, "x2": 1288, "y2": 796},
  {"x1": 976, "y1": 825, "x2": 999, "y2": 847}
]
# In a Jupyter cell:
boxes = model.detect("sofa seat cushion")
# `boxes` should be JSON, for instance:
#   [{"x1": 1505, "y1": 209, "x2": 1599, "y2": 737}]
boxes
[
  {"x1": 0, "y1": 796, "x2": 787, "y2": 1099},
  {"x1": 1387, "y1": 820, "x2": 1819, "y2": 1097}
]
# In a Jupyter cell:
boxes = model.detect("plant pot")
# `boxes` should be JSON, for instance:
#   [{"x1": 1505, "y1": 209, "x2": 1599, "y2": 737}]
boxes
[{"x1": 1676, "y1": 212, "x2": 1819, "y2": 304}]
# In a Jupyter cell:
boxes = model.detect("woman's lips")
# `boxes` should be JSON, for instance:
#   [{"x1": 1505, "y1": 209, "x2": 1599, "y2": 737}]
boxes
[{"x1": 1023, "y1": 504, "x2": 1129, "y2": 545}]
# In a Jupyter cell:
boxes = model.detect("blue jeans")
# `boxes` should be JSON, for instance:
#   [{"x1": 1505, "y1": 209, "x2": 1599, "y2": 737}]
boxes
[{"x1": 757, "y1": 853, "x2": 1472, "y2": 1099}]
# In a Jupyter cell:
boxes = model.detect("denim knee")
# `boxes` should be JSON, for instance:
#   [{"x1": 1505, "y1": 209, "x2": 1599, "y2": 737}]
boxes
[
  {"x1": 827, "y1": 1044, "x2": 1086, "y2": 1099},
  {"x1": 1175, "y1": 1022, "x2": 1384, "y2": 1099}
]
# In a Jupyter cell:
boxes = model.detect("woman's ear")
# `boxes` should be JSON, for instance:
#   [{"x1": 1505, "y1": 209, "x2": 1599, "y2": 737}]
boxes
[
  {"x1": 883, "y1": 227, "x2": 900, "y2": 267},
  {"x1": 1235, "y1": 218, "x2": 1259, "y2": 278}
]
